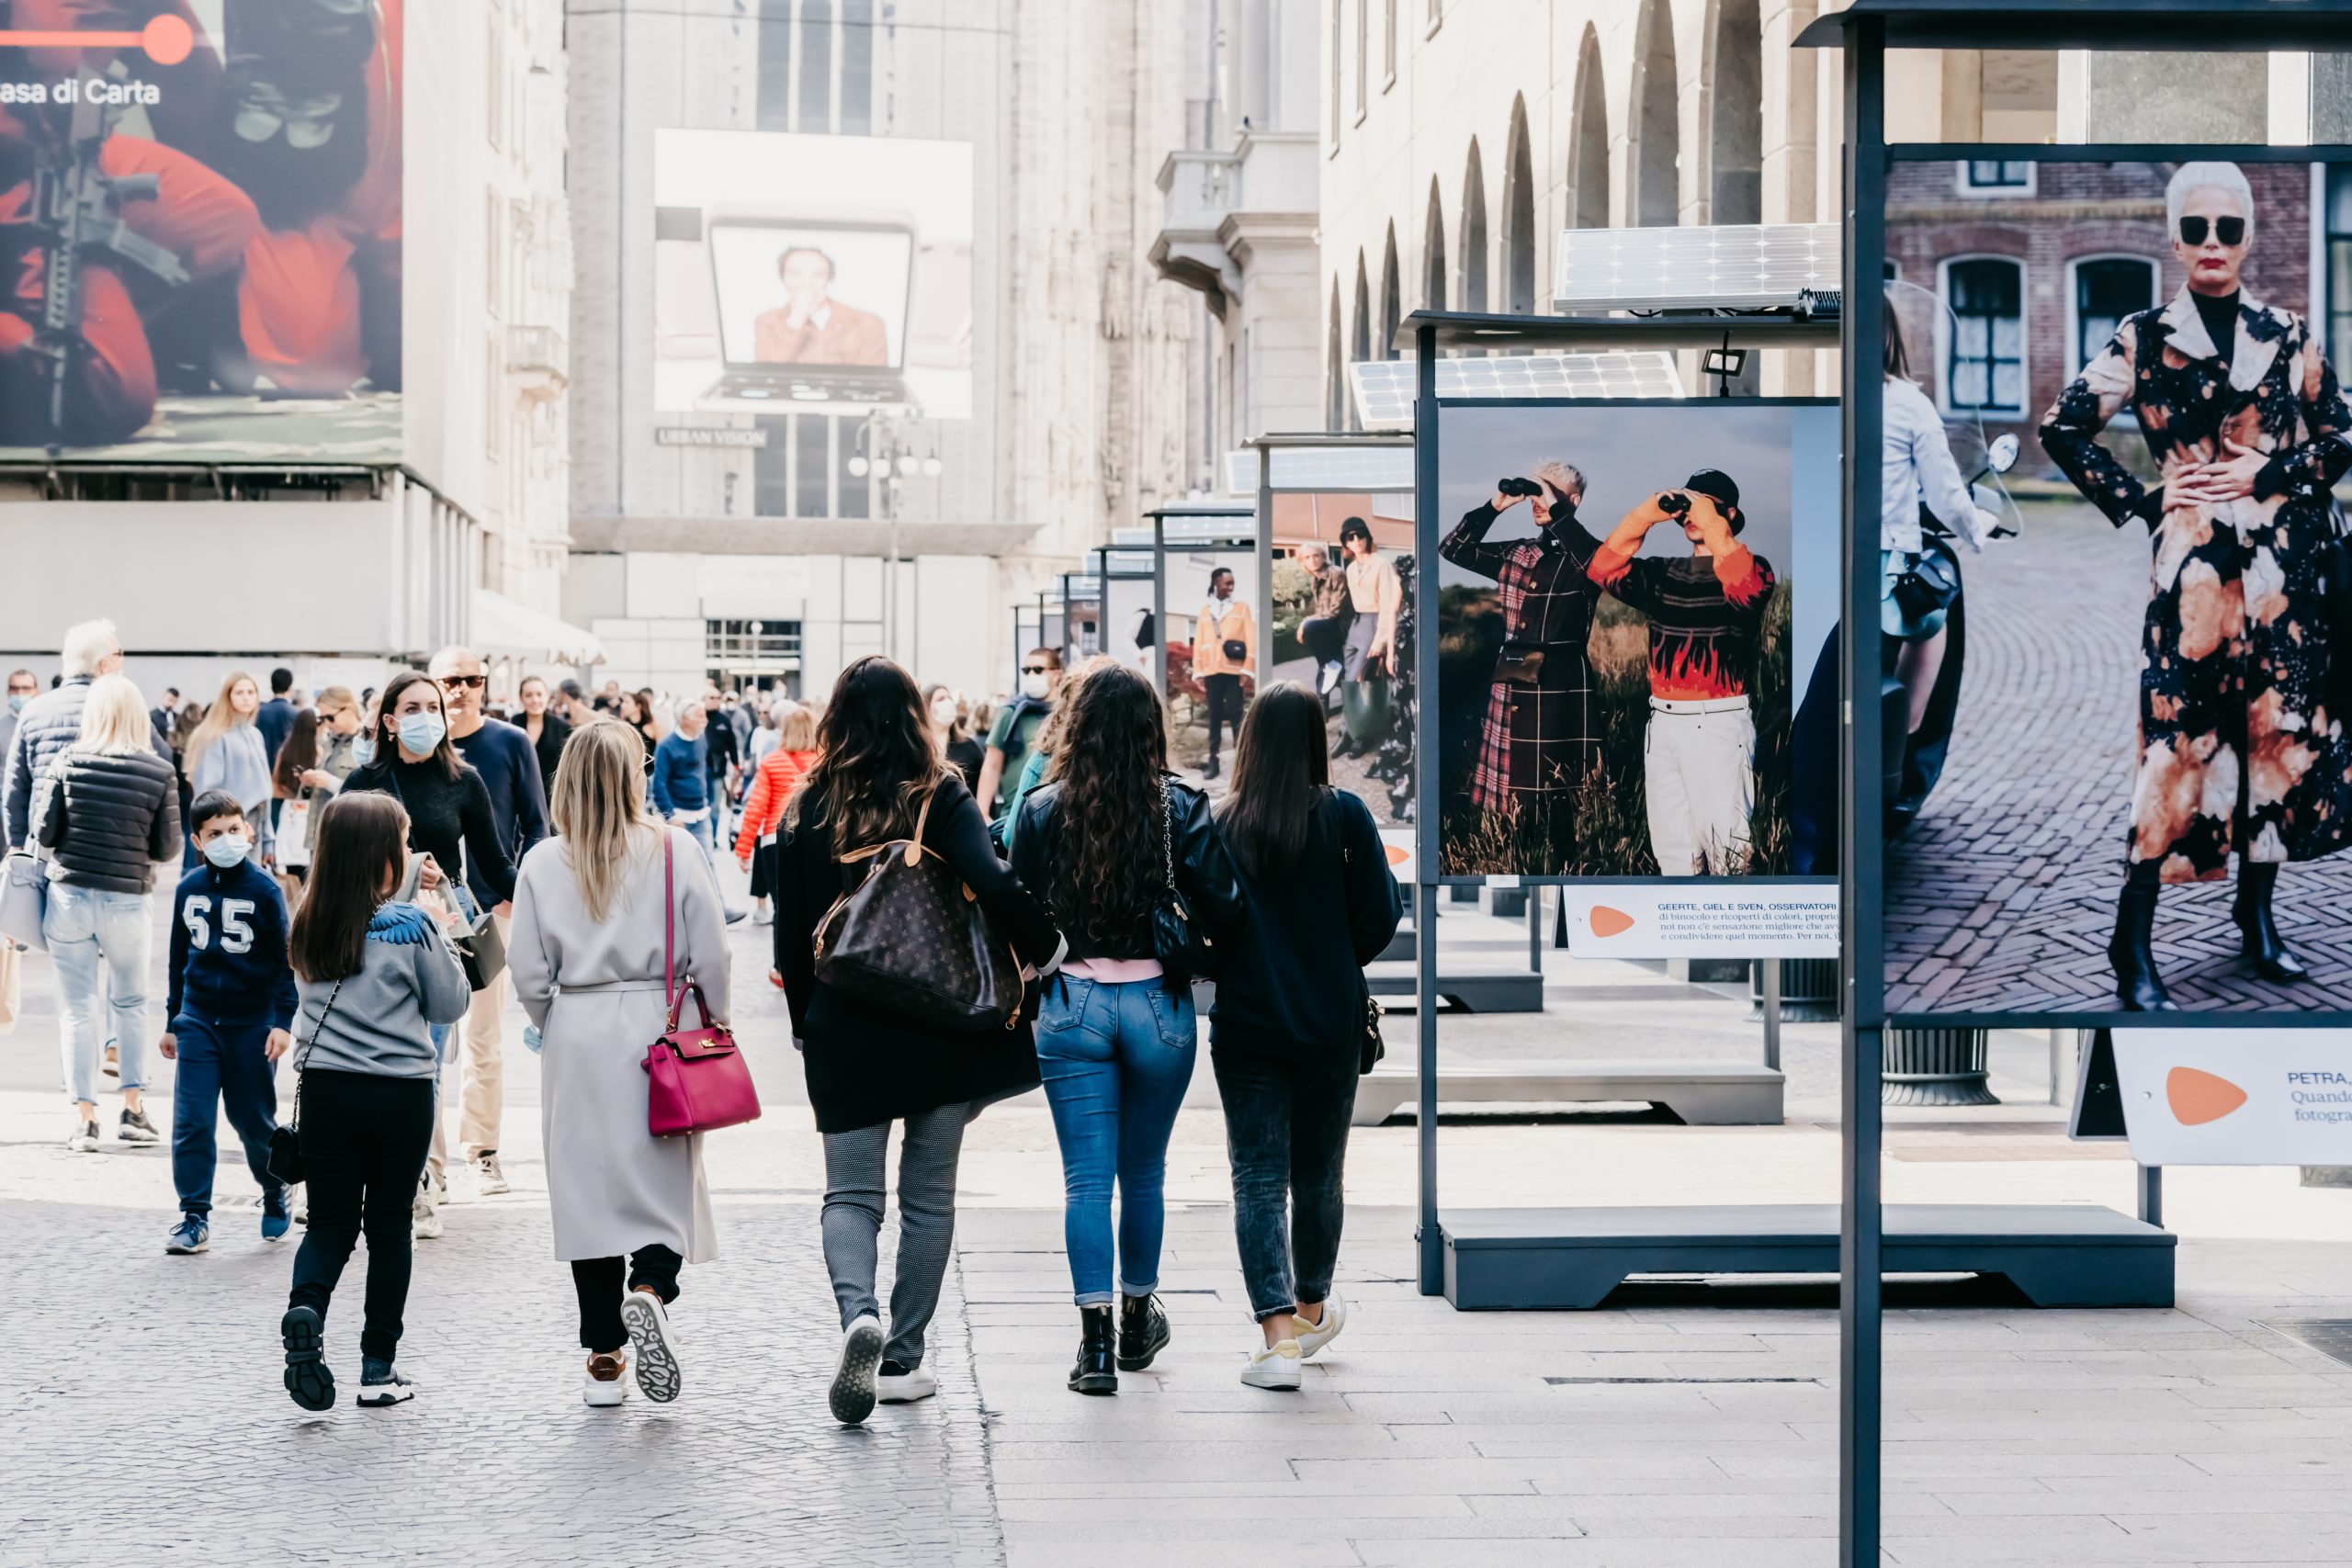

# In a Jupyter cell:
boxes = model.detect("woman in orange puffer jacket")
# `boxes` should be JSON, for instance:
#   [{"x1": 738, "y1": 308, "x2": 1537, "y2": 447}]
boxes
[{"x1": 734, "y1": 703, "x2": 820, "y2": 925}]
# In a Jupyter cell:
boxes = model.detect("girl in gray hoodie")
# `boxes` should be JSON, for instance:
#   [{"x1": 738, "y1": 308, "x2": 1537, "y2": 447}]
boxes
[{"x1": 278, "y1": 791, "x2": 472, "y2": 1412}]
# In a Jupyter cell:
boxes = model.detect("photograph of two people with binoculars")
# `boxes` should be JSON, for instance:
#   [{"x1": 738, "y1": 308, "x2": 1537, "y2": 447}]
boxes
[{"x1": 1433, "y1": 400, "x2": 1838, "y2": 881}]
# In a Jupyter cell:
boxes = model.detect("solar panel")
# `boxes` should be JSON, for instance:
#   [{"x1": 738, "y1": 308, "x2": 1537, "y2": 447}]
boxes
[
  {"x1": 1350, "y1": 353, "x2": 1688, "y2": 431},
  {"x1": 1159, "y1": 513, "x2": 1254, "y2": 547},
  {"x1": 1095, "y1": 549, "x2": 1154, "y2": 576},
  {"x1": 1264, "y1": 446, "x2": 1416, "y2": 491},
  {"x1": 1223, "y1": 450, "x2": 1258, "y2": 495},
  {"x1": 1060, "y1": 574, "x2": 1102, "y2": 600},
  {"x1": 1111, "y1": 526, "x2": 1155, "y2": 547},
  {"x1": 1552, "y1": 222, "x2": 1840, "y2": 311}
]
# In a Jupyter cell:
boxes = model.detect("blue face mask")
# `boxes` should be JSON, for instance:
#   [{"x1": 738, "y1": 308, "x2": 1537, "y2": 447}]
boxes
[
  {"x1": 201, "y1": 833, "x2": 251, "y2": 869},
  {"x1": 353, "y1": 735, "x2": 377, "y2": 768},
  {"x1": 6, "y1": 694, "x2": 24, "y2": 715},
  {"x1": 396, "y1": 712, "x2": 447, "y2": 755}
]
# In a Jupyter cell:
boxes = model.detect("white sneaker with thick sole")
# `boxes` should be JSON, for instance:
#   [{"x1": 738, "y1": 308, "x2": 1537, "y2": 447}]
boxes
[
  {"x1": 620, "y1": 1289, "x2": 682, "y2": 1404},
  {"x1": 1295, "y1": 1292, "x2": 1347, "y2": 1359},
  {"x1": 876, "y1": 1361, "x2": 937, "y2": 1404},
  {"x1": 472, "y1": 1152, "x2": 510, "y2": 1197},
  {"x1": 411, "y1": 1191, "x2": 444, "y2": 1241},
  {"x1": 830, "y1": 1314, "x2": 885, "y2": 1425},
  {"x1": 1240, "y1": 1338, "x2": 1304, "y2": 1391},
  {"x1": 582, "y1": 1352, "x2": 630, "y2": 1407}
]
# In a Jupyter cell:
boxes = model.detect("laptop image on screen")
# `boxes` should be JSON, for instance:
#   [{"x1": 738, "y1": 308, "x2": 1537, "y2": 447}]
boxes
[{"x1": 697, "y1": 213, "x2": 920, "y2": 412}]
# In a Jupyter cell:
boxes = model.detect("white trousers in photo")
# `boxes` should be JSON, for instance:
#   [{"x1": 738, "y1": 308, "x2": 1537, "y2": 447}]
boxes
[{"x1": 1644, "y1": 696, "x2": 1756, "y2": 876}]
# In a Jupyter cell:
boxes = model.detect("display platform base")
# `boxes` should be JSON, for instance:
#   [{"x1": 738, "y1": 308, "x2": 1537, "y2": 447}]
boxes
[
  {"x1": 1367, "y1": 959, "x2": 1542, "y2": 1011},
  {"x1": 1439, "y1": 1203, "x2": 2175, "y2": 1310},
  {"x1": 1354, "y1": 1059, "x2": 1782, "y2": 1126}
]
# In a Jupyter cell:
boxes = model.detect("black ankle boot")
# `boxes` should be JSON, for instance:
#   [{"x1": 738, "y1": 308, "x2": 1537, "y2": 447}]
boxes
[
  {"x1": 1117, "y1": 1292, "x2": 1170, "y2": 1371},
  {"x1": 1069, "y1": 1306, "x2": 1117, "y2": 1394},
  {"x1": 2233, "y1": 863, "x2": 2310, "y2": 982},
  {"x1": 2109, "y1": 879, "x2": 2178, "y2": 1012}
]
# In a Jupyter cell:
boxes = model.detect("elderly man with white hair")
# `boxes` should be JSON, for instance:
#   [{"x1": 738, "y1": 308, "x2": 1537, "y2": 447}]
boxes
[
  {"x1": 2041, "y1": 158, "x2": 2352, "y2": 1012},
  {"x1": 3, "y1": 619, "x2": 166, "y2": 850},
  {"x1": 1439, "y1": 460, "x2": 1609, "y2": 840}
]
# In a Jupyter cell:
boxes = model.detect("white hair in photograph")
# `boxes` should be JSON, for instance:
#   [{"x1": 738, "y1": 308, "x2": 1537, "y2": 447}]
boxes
[
  {"x1": 2165, "y1": 161, "x2": 2256, "y2": 233},
  {"x1": 59, "y1": 618, "x2": 118, "y2": 678},
  {"x1": 1535, "y1": 460, "x2": 1588, "y2": 500}
]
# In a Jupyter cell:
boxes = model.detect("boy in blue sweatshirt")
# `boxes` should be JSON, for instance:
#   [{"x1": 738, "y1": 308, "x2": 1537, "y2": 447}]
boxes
[{"x1": 160, "y1": 791, "x2": 300, "y2": 1256}]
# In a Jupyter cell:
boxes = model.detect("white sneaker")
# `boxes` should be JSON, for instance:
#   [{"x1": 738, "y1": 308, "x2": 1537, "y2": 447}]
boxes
[
  {"x1": 619, "y1": 1289, "x2": 682, "y2": 1404},
  {"x1": 472, "y1": 1151, "x2": 510, "y2": 1197},
  {"x1": 751, "y1": 903, "x2": 774, "y2": 926},
  {"x1": 65, "y1": 1121, "x2": 99, "y2": 1153},
  {"x1": 582, "y1": 1351, "x2": 630, "y2": 1407},
  {"x1": 411, "y1": 1190, "x2": 444, "y2": 1240},
  {"x1": 830, "y1": 1314, "x2": 885, "y2": 1426},
  {"x1": 1240, "y1": 1338, "x2": 1303, "y2": 1391},
  {"x1": 1295, "y1": 1292, "x2": 1347, "y2": 1359},
  {"x1": 876, "y1": 1360, "x2": 937, "y2": 1404}
]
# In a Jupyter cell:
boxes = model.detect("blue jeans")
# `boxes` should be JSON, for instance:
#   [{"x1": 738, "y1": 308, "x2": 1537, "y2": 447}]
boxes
[
  {"x1": 169, "y1": 1011, "x2": 281, "y2": 1215},
  {"x1": 1035, "y1": 975, "x2": 1197, "y2": 1305},
  {"x1": 46, "y1": 884, "x2": 153, "y2": 1102}
]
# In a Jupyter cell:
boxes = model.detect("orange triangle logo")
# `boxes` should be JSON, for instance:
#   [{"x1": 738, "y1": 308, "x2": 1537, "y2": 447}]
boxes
[
  {"x1": 2166, "y1": 1066, "x2": 2248, "y2": 1126},
  {"x1": 1590, "y1": 906, "x2": 1636, "y2": 938}
]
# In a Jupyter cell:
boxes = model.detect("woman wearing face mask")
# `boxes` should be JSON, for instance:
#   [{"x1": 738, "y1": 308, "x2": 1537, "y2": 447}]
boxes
[
  {"x1": 926, "y1": 683, "x2": 985, "y2": 793},
  {"x1": 340, "y1": 671, "x2": 517, "y2": 919},
  {"x1": 516, "y1": 675, "x2": 572, "y2": 790},
  {"x1": 183, "y1": 671, "x2": 277, "y2": 872},
  {"x1": 2041, "y1": 161, "x2": 2352, "y2": 1010}
]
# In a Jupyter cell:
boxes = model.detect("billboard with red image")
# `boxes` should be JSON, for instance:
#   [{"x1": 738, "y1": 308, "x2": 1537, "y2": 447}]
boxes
[{"x1": 0, "y1": 0, "x2": 402, "y2": 461}]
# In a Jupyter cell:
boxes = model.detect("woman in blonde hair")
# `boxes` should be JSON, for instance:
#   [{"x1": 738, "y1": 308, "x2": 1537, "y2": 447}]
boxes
[
  {"x1": 508, "y1": 718, "x2": 731, "y2": 1408},
  {"x1": 183, "y1": 671, "x2": 275, "y2": 870},
  {"x1": 37, "y1": 674, "x2": 181, "y2": 1151}
]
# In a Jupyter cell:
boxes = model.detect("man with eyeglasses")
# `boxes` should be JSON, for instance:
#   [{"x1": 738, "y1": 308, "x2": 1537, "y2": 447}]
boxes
[
  {"x1": 977, "y1": 648, "x2": 1061, "y2": 820},
  {"x1": 424, "y1": 646, "x2": 549, "y2": 1200}
]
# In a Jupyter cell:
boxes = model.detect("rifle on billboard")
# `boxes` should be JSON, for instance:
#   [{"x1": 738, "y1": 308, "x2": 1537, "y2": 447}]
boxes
[{"x1": 26, "y1": 81, "x2": 190, "y2": 454}]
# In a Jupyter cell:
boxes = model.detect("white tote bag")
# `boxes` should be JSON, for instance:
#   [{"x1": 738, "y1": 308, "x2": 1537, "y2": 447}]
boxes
[
  {"x1": 0, "y1": 851, "x2": 46, "y2": 952},
  {"x1": 277, "y1": 795, "x2": 312, "y2": 871}
]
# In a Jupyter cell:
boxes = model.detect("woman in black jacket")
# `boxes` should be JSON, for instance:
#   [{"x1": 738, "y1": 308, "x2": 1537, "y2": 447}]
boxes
[
  {"x1": 775, "y1": 657, "x2": 1063, "y2": 1427},
  {"x1": 36, "y1": 675, "x2": 182, "y2": 1152},
  {"x1": 1010, "y1": 660, "x2": 1243, "y2": 1394},
  {"x1": 338, "y1": 670, "x2": 516, "y2": 911},
  {"x1": 1210, "y1": 681, "x2": 1401, "y2": 1391},
  {"x1": 516, "y1": 675, "x2": 572, "y2": 791}
]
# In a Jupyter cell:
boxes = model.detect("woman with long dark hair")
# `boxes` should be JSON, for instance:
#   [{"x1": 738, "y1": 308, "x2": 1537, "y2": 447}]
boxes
[
  {"x1": 279, "y1": 791, "x2": 471, "y2": 1411},
  {"x1": 1011, "y1": 660, "x2": 1241, "y2": 1394},
  {"x1": 775, "y1": 656, "x2": 1063, "y2": 1426},
  {"x1": 1210, "y1": 681, "x2": 1399, "y2": 1390}
]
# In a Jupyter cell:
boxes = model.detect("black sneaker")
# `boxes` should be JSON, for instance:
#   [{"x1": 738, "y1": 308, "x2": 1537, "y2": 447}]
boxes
[
  {"x1": 118, "y1": 1107, "x2": 159, "y2": 1145},
  {"x1": 281, "y1": 1306, "x2": 334, "y2": 1411},
  {"x1": 1117, "y1": 1292, "x2": 1171, "y2": 1371},
  {"x1": 356, "y1": 1358, "x2": 415, "y2": 1407}
]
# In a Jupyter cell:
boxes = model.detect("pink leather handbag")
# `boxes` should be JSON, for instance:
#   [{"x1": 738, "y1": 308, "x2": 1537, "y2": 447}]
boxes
[{"x1": 644, "y1": 836, "x2": 762, "y2": 1137}]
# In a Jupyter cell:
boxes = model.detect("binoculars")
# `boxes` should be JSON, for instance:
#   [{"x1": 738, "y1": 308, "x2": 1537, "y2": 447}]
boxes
[
  {"x1": 1657, "y1": 491, "x2": 1693, "y2": 517},
  {"x1": 1498, "y1": 477, "x2": 1544, "y2": 498}
]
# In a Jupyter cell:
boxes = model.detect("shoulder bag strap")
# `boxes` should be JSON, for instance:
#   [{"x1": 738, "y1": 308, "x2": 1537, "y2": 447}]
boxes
[
  {"x1": 662, "y1": 832, "x2": 678, "y2": 1026},
  {"x1": 1160, "y1": 775, "x2": 1177, "y2": 894},
  {"x1": 905, "y1": 780, "x2": 938, "y2": 867},
  {"x1": 289, "y1": 976, "x2": 345, "y2": 1135}
]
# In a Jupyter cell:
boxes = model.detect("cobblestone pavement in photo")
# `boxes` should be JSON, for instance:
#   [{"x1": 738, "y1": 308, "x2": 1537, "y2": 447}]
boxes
[{"x1": 1884, "y1": 503, "x2": 2352, "y2": 1014}]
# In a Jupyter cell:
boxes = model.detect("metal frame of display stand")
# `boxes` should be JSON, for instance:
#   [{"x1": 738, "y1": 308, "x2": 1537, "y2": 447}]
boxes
[
  {"x1": 1402, "y1": 301, "x2": 2171, "y2": 1327},
  {"x1": 1790, "y1": 5, "x2": 2339, "y2": 1558},
  {"x1": 1141, "y1": 502, "x2": 1255, "y2": 719},
  {"x1": 1053, "y1": 570, "x2": 1100, "y2": 667}
]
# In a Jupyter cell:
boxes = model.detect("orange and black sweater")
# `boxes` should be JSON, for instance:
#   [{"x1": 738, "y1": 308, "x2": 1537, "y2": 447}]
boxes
[{"x1": 1587, "y1": 497, "x2": 1776, "y2": 702}]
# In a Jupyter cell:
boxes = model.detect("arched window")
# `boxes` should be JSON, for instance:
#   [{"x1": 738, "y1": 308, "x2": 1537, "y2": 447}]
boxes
[
  {"x1": 1379, "y1": 223, "x2": 1402, "y2": 359},
  {"x1": 1423, "y1": 178, "x2": 1448, "y2": 310},
  {"x1": 1632, "y1": 0, "x2": 1680, "y2": 227},
  {"x1": 1351, "y1": 254, "x2": 1372, "y2": 431},
  {"x1": 1706, "y1": 0, "x2": 1761, "y2": 223},
  {"x1": 1940, "y1": 256, "x2": 2027, "y2": 416},
  {"x1": 1460, "y1": 140, "x2": 1489, "y2": 312},
  {"x1": 1501, "y1": 97, "x2": 1537, "y2": 314},
  {"x1": 2068, "y1": 256, "x2": 2157, "y2": 377},
  {"x1": 1327, "y1": 282, "x2": 1345, "y2": 430},
  {"x1": 1570, "y1": 25, "x2": 1609, "y2": 229}
]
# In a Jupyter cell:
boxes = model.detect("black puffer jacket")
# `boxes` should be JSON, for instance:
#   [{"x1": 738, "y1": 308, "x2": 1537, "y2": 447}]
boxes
[
  {"x1": 1010, "y1": 773, "x2": 1245, "y2": 968},
  {"x1": 37, "y1": 750, "x2": 181, "y2": 894}
]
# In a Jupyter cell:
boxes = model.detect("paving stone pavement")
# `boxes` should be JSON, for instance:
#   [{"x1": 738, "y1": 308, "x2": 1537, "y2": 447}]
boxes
[{"x1": 1885, "y1": 502, "x2": 2352, "y2": 1014}]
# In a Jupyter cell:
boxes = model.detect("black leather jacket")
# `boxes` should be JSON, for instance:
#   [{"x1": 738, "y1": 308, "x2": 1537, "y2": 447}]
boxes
[{"x1": 1010, "y1": 773, "x2": 1243, "y2": 966}]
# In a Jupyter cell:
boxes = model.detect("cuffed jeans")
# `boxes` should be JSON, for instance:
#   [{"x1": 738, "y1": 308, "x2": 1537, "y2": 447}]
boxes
[
  {"x1": 571, "y1": 1246, "x2": 683, "y2": 1354},
  {"x1": 821, "y1": 1101, "x2": 969, "y2": 1369},
  {"x1": 1035, "y1": 976, "x2": 1196, "y2": 1306},
  {"x1": 168, "y1": 1011, "x2": 280, "y2": 1216},
  {"x1": 1212, "y1": 1048, "x2": 1357, "y2": 1323},
  {"x1": 45, "y1": 884, "x2": 152, "y2": 1102}
]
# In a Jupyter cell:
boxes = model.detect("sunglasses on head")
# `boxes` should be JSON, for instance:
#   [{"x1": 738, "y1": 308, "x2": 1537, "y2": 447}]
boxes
[
  {"x1": 439, "y1": 673, "x2": 487, "y2": 690},
  {"x1": 2179, "y1": 215, "x2": 2246, "y2": 247}
]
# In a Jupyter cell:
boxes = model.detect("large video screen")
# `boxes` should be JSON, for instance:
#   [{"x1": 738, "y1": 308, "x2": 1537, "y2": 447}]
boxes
[
  {"x1": 1433, "y1": 400, "x2": 1838, "y2": 879},
  {"x1": 1269, "y1": 491, "x2": 1415, "y2": 829},
  {"x1": 1881, "y1": 157, "x2": 2352, "y2": 1017},
  {"x1": 653, "y1": 130, "x2": 973, "y2": 420},
  {"x1": 0, "y1": 0, "x2": 404, "y2": 461}
]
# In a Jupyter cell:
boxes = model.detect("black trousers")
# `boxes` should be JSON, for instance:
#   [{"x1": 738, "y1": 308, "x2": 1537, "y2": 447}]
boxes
[
  {"x1": 1204, "y1": 673, "x2": 1246, "y2": 760},
  {"x1": 1210, "y1": 1047, "x2": 1358, "y2": 1322},
  {"x1": 1299, "y1": 613, "x2": 1348, "y2": 668},
  {"x1": 571, "y1": 1247, "x2": 684, "y2": 1353},
  {"x1": 287, "y1": 1069, "x2": 435, "y2": 1364}
]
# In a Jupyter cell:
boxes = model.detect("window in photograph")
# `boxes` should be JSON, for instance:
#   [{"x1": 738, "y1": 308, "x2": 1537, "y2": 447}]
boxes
[
  {"x1": 2070, "y1": 256, "x2": 2158, "y2": 377},
  {"x1": 1943, "y1": 257, "x2": 2025, "y2": 415},
  {"x1": 2328, "y1": 164, "x2": 2352, "y2": 364},
  {"x1": 1959, "y1": 160, "x2": 2034, "y2": 195}
]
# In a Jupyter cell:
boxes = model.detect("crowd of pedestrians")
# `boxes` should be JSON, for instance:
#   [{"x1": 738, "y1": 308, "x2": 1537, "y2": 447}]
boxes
[{"x1": 0, "y1": 623, "x2": 1399, "y2": 1426}]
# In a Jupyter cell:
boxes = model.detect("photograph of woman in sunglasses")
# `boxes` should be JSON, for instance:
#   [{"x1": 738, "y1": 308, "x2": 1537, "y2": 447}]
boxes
[{"x1": 2041, "y1": 161, "x2": 2352, "y2": 1010}]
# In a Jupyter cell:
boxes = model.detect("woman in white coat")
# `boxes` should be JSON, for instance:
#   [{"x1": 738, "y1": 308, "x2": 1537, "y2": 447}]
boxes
[{"x1": 508, "y1": 718, "x2": 732, "y2": 1407}]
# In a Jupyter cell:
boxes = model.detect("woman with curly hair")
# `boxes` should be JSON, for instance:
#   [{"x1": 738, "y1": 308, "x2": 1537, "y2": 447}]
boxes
[{"x1": 1011, "y1": 660, "x2": 1243, "y2": 1395}]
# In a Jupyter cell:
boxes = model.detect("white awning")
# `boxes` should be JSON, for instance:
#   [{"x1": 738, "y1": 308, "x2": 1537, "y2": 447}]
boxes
[{"x1": 470, "y1": 590, "x2": 605, "y2": 666}]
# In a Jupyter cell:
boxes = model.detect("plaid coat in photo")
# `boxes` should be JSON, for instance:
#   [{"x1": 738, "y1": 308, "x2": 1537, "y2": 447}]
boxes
[{"x1": 1442, "y1": 502, "x2": 1604, "y2": 814}]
